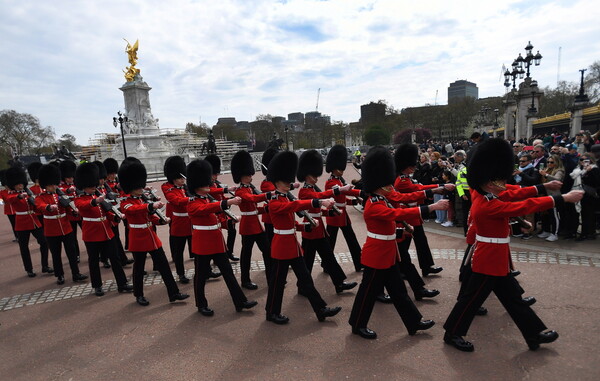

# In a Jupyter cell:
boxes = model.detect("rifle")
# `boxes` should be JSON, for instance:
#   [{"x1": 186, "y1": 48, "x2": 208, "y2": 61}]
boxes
[
  {"x1": 23, "y1": 187, "x2": 37, "y2": 208},
  {"x1": 180, "y1": 174, "x2": 239, "y2": 222},
  {"x1": 214, "y1": 179, "x2": 236, "y2": 197},
  {"x1": 94, "y1": 189, "x2": 124, "y2": 220},
  {"x1": 285, "y1": 191, "x2": 318, "y2": 227},
  {"x1": 312, "y1": 184, "x2": 342, "y2": 215},
  {"x1": 55, "y1": 188, "x2": 78, "y2": 213},
  {"x1": 139, "y1": 193, "x2": 169, "y2": 225}
]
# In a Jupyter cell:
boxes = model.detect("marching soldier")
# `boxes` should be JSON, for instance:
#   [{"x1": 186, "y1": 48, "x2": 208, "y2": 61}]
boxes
[
  {"x1": 59, "y1": 160, "x2": 82, "y2": 264},
  {"x1": 186, "y1": 159, "x2": 257, "y2": 316},
  {"x1": 102, "y1": 158, "x2": 132, "y2": 266},
  {"x1": 118, "y1": 160, "x2": 189, "y2": 306},
  {"x1": 265, "y1": 150, "x2": 342, "y2": 325},
  {"x1": 0, "y1": 170, "x2": 19, "y2": 241},
  {"x1": 260, "y1": 148, "x2": 278, "y2": 244},
  {"x1": 348, "y1": 147, "x2": 442, "y2": 339},
  {"x1": 443, "y1": 138, "x2": 583, "y2": 352}
]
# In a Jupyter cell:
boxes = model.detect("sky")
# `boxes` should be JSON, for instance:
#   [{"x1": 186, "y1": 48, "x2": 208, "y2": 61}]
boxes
[{"x1": 1, "y1": 0, "x2": 599, "y2": 146}]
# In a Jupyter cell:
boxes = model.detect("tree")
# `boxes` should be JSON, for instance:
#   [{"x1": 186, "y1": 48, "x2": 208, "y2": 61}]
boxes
[
  {"x1": 364, "y1": 125, "x2": 390, "y2": 146},
  {"x1": 185, "y1": 122, "x2": 210, "y2": 137},
  {"x1": 0, "y1": 110, "x2": 55, "y2": 156},
  {"x1": 539, "y1": 81, "x2": 579, "y2": 117},
  {"x1": 56, "y1": 133, "x2": 81, "y2": 152},
  {"x1": 584, "y1": 60, "x2": 600, "y2": 103},
  {"x1": 393, "y1": 128, "x2": 432, "y2": 144}
]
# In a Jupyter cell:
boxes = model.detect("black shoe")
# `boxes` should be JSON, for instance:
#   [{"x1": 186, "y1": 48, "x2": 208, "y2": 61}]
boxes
[
  {"x1": 102, "y1": 261, "x2": 111, "y2": 269},
  {"x1": 136, "y1": 296, "x2": 150, "y2": 306},
  {"x1": 564, "y1": 233, "x2": 577, "y2": 240},
  {"x1": 198, "y1": 307, "x2": 214, "y2": 316},
  {"x1": 42, "y1": 266, "x2": 54, "y2": 274},
  {"x1": 169, "y1": 293, "x2": 190, "y2": 302},
  {"x1": 228, "y1": 253, "x2": 240, "y2": 262},
  {"x1": 142, "y1": 270, "x2": 148, "y2": 276},
  {"x1": 408, "y1": 319, "x2": 435, "y2": 335},
  {"x1": 118, "y1": 284, "x2": 133, "y2": 293},
  {"x1": 444, "y1": 332, "x2": 474, "y2": 352},
  {"x1": 522, "y1": 296, "x2": 536, "y2": 306},
  {"x1": 27, "y1": 271, "x2": 36, "y2": 278},
  {"x1": 354, "y1": 267, "x2": 363, "y2": 273},
  {"x1": 179, "y1": 275, "x2": 190, "y2": 284},
  {"x1": 95, "y1": 287, "x2": 105, "y2": 297},
  {"x1": 511, "y1": 269, "x2": 521, "y2": 277},
  {"x1": 352, "y1": 327, "x2": 377, "y2": 339},
  {"x1": 376, "y1": 293, "x2": 392, "y2": 304},
  {"x1": 57, "y1": 276, "x2": 65, "y2": 285},
  {"x1": 266, "y1": 313, "x2": 289, "y2": 324},
  {"x1": 335, "y1": 281, "x2": 358, "y2": 294},
  {"x1": 475, "y1": 306, "x2": 488, "y2": 316},
  {"x1": 236, "y1": 300, "x2": 258, "y2": 312},
  {"x1": 73, "y1": 273, "x2": 88, "y2": 282},
  {"x1": 242, "y1": 282, "x2": 258, "y2": 290},
  {"x1": 414, "y1": 288, "x2": 440, "y2": 301},
  {"x1": 316, "y1": 306, "x2": 342, "y2": 322},
  {"x1": 209, "y1": 271, "x2": 222, "y2": 279},
  {"x1": 422, "y1": 266, "x2": 443, "y2": 277},
  {"x1": 125, "y1": 258, "x2": 135, "y2": 265},
  {"x1": 526, "y1": 330, "x2": 559, "y2": 350}
]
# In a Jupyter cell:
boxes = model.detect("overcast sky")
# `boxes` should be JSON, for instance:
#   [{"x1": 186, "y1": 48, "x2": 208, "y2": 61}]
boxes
[{"x1": 1, "y1": 0, "x2": 599, "y2": 145}]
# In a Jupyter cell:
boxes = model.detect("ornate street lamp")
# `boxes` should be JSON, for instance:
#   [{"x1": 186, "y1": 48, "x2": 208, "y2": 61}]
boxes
[
  {"x1": 505, "y1": 41, "x2": 542, "y2": 89},
  {"x1": 494, "y1": 109, "x2": 499, "y2": 128},
  {"x1": 113, "y1": 111, "x2": 128, "y2": 158},
  {"x1": 528, "y1": 91, "x2": 537, "y2": 113},
  {"x1": 575, "y1": 69, "x2": 590, "y2": 103}
]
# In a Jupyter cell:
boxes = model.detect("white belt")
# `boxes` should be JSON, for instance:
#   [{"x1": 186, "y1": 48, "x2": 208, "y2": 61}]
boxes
[
  {"x1": 476, "y1": 234, "x2": 510, "y2": 244},
  {"x1": 44, "y1": 213, "x2": 66, "y2": 219},
  {"x1": 129, "y1": 222, "x2": 152, "y2": 228},
  {"x1": 172, "y1": 212, "x2": 189, "y2": 217},
  {"x1": 407, "y1": 202, "x2": 417, "y2": 207},
  {"x1": 240, "y1": 210, "x2": 258, "y2": 216},
  {"x1": 83, "y1": 217, "x2": 106, "y2": 222},
  {"x1": 334, "y1": 203, "x2": 346, "y2": 208},
  {"x1": 15, "y1": 211, "x2": 35, "y2": 215},
  {"x1": 307, "y1": 213, "x2": 321, "y2": 218},
  {"x1": 192, "y1": 224, "x2": 219, "y2": 231},
  {"x1": 367, "y1": 231, "x2": 396, "y2": 241},
  {"x1": 274, "y1": 228, "x2": 295, "y2": 235}
]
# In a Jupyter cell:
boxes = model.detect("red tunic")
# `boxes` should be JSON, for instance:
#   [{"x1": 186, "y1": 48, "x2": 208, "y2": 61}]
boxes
[
  {"x1": 187, "y1": 196, "x2": 229, "y2": 255},
  {"x1": 324, "y1": 176, "x2": 362, "y2": 227},
  {"x1": 59, "y1": 182, "x2": 81, "y2": 223},
  {"x1": 121, "y1": 197, "x2": 162, "y2": 252},
  {"x1": 4, "y1": 191, "x2": 42, "y2": 231},
  {"x1": 268, "y1": 192, "x2": 315, "y2": 260},
  {"x1": 30, "y1": 184, "x2": 43, "y2": 196},
  {"x1": 260, "y1": 179, "x2": 276, "y2": 224},
  {"x1": 386, "y1": 189, "x2": 429, "y2": 242},
  {"x1": 393, "y1": 175, "x2": 439, "y2": 226},
  {"x1": 235, "y1": 185, "x2": 269, "y2": 235},
  {"x1": 298, "y1": 184, "x2": 335, "y2": 240},
  {"x1": 1, "y1": 189, "x2": 15, "y2": 215},
  {"x1": 74, "y1": 194, "x2": 115, "y2": 242},
  {"x1": 162, "y1": 183, "x2": 192, "y2": 237},
  {"x1": 35, "y1": 192, "x2": 73, "y2": 237},
  {"x1": 209, "y1": 183, "x2": 229, "y2": 228}
]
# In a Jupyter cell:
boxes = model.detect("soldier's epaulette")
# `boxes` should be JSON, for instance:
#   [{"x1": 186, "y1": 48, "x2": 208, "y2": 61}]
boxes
[
  {"x1": 303, "y1": 183, "x2": 314, "y2": 189},
  {"x1": 370, "y1": 195, "x2": 384, "y2": 202},
  {"x1": 484, "y1": 193, "x2": 496, "y2": 201}
]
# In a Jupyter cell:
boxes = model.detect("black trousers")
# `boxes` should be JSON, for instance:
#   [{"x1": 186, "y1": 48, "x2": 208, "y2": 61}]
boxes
[
  {"x1": 266, "y1": 257, "x2": 327, "y2": 317},
  {"x1": 132, "y1": 248, "x2": 179, "y2": 299},
  {"x1": 561, "y1": 203, "x2": 578, "y2": 236},
  {"x1": 349, "y1": 264, "x2": 422, "y2": 331},
  {"x1": 69, "y1": 220, "x2": 82, "y2": 259},
  {"x1": 460, "y1": 196, "x2": 471, "y2": 236},
  {"x1": 84, "y1": 240, "x2": 127, "y2": 288},
  {"x1": 169, "y1": 235, "x2": 191, "y2": 276},
  {"x1": 581, "y1": 196, "x2": 599, "y2": 236},
  {"x1": 7, "y1": 214, "x2": 18, "y2": 239},
  {"x1": 444, "y1": 271, "x2": 547, "y2": 339},
  {"x1": 226, "y1": 220, "x2": 237, "y2": 256},
  {"x1": 264, "y1": 223, "x2": 274, "y2": 245},
  {"x1": 111, "y1": 225, "x2": 129, "y2": 265},
  {"x1": 193, "y1": 253, "x2": 247, "y2": 309},
  {"x1": 410, "y1": 225, "x2": 435, "y2": 270},
  {"x1": 396, "y1": 238, "x2": 426, "y2": 293},
  {"x1": 16, "y1": 228, "x2": 48, "y2": 272},
  {"x1": 240, "y1": 232, "x2": 271, "y2": 284},
  {"x1": 46, "y1": 234, "x2": 80, "y2": 278},
  {"x1": 301, "y1": 237, "x2": 346, "y2": 290},
  {"x1": 326, "y1": 223, "x2": 362, "y2": 272}
]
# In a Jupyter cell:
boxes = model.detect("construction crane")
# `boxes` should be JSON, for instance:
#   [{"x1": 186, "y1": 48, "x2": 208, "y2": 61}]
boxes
[
  {"x1": 434, "y1": 90, "x2": 438, "y2": 106},
  {"x1": 557, "y1": 46, "x2": 562, "y2": 86},
  {"x1": 315, "y1": 88, "x2": 320, "y2": 112}
]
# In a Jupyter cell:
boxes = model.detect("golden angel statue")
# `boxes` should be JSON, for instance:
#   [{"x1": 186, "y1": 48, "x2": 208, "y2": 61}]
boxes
[{"x1": 123, "y1": 38, "x2": 140, "y2": 82}]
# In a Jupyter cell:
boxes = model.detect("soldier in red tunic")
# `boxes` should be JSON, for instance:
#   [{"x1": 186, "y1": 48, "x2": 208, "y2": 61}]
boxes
[
  {"x1": 186, "y1": 159, "x2": 257, "y2": 316},
  {"x1": 73, "y1": 162, "x2": 132, "y2": 296},
  {"x1": 231, "y1": 150, "x2": 273, "y2": 289},
  {"x1": 0, "y1": 170, "x2": 19, "y2": 241},
  {"x1": 59, "y1": 160, "x2": 82, "y2": 264},
  {"x1": 297, "y1": 149, "x2": 357, "y2": 295},
  {"x1": 102, "y1": 158, "x2": 132, "y2": 267},
  {"x1": 35, "y1": 164, "x2": 88, "y2": 285},
  {"x1": 259, "y1": 148, "x2": 278, "y2": 244},
  {"x1": 348, "y1": 147, "x2": 442, "y2": 339},
  {"x1": 265, "y1": 151, "x2": 342, "y2": 325},
  {"x1": 443, "y1": 138, "x2": 584, "y2": 352},
  {"x1": 324, "y1": 145, "x2": 366, "y2": 272},
  {"x1": 4, "y1": 165, "x2": 51, "y2": 277},
  {"x1": 119, "y1": 161, "x2": 189, "y2": 306}
]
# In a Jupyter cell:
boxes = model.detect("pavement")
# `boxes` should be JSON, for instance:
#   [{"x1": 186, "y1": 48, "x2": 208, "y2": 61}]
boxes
[{"x1": 1, "y1": 174, "x2": 599, "y2": 381}]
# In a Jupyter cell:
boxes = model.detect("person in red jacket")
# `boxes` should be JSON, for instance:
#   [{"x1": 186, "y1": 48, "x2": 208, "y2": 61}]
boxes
[
  {"x1": 443, "y1": 138, "x2": 584, "y2": 352},
  {"x1": 259, "y1": 148, "x2": 278, "y2": 244},
  {"x1": 324, "y1": 145, "x2": 366, "y2": 272},
  {"x1": 119, "y1": 161, "x2": 189, "y2": 306},
  {"x1": 297, "y1": 149, "x2": 357, "y2": 295},
  {"x1": 265, "y1": 150, "x2": 342, "y2": 325},
  {"x1": 394, "y1": 144, "x2": 453, "y2": 276},
  {"x1": 35, "y1": 164, "x2": 88, "y2": 285},
  {"x1": 1, "y1": 170, "x2": 19, "y2": 242},
  {"x1": 4, "y1": 165, "x2": 51, "y2": 277},
  {"x1": 186, "y1": 159, "x2": 257, "y2": 316},
  {"x1": 348, "y1": 147, "x2": 443, "y2": 340},
  {"x1": 231, "y1": 150, "x2": 273, "y2": 289},
  {"x1": 59, "y1": 160, "x2": 82, "y2": 264},
  {"x1": 73, "y1": 162, "x2": 133, "y2": 297}
]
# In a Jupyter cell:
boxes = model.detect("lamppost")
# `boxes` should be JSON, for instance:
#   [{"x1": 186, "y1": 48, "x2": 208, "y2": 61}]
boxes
[
  {"x1": 528, "y1": 91, "x2": 537, "y2": 114},
  {"x1": 494, "y1": 108, "x2": 499, "y2": 128},
  {"x1": 113, "y1": 111, "x2": 128, "y2": 158},
  {"x1": 575, "y1": 69, "x2": 590, "y2": 103},
  {"x1": 284, "y1": 127, "x2": 289, "y2": 151},
  {"x1": 504, "y1": 41, "x2": 542, "y2": 90}
]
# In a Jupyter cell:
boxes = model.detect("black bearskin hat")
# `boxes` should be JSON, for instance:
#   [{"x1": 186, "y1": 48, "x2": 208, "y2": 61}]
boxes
[
  {"x1": 103, "y1": 158, "x2": 119, "y2": 175},
  {"x1": 27, "y1": 162, "x2": 42, "y2": 182},
  {"x1": 326, "y1": 145, "x2": 348, "y2": 173},
  {"x1": 164, "y1": 156, "x2": 187, "y2": 183},
  {"x1": 118, "y1": 162, "x2": 147, "y2": 194},
  {"x1": 204, "y1": 154, "x2": 221, "y2": 175},
  {"x1": 261, "y1": 148, "x2": 278, "y2": 176},
  {"x1": 267, "y1": 151, "x2": 298, "y2": 184},
  {"x1": 93, "y1": 161, "x2": 107, "y2": 180},
  {"x1": 362, "y1": 147, "x2": 396, "y2": 193},
  {"x1": 467, "y1": 138, "x2": 514, "y2": 195},
  {"x1": 0, "y1": 170, "x2": 6, "y2": 187},
  {"x1": 59, "y1": 160, "x2": 76, "y2": 180},
  {"x1": 74, "y1": 162, "x2": 99, "y2": 189},
  {"x1": 186, "y1": 159, "x2": 213, "y2": 191},
  {"x1": 394, "y1": 143, "x2": 419, "y2": 173},
  {"x1": 5, "y1": 166, "x2": 28, "y2": 189},
  {"x1": 230, "y1": 150, "x2": 255, "y2": 183},
  {"x1": 38, "y1": 164, "x2": 61, "y2": 188},
  {"x1": 297, "y1": 149, "x2": 324, "y2": 182}
]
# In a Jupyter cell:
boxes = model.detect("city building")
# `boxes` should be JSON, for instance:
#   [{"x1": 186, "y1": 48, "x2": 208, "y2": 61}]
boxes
[
  {"x1": 360, "y1": 102, "x2": 386, "y2": 124},
  {"x1": 448, "y1": 80, "x2": 478, "y2": 103}
]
